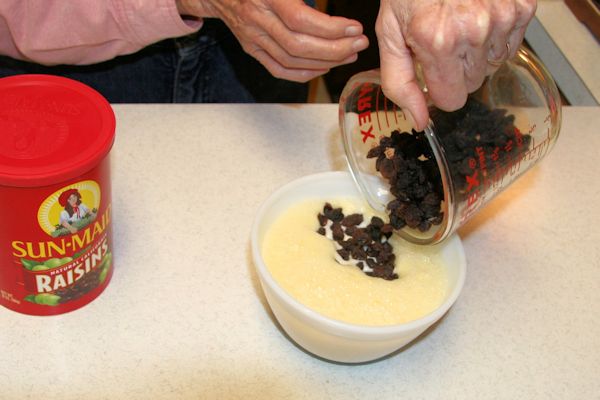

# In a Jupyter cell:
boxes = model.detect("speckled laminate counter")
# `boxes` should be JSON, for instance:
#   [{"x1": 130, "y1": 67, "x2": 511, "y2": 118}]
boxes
[{"x1": 1, "y1": 105, "x2": 598, "y2": 399}]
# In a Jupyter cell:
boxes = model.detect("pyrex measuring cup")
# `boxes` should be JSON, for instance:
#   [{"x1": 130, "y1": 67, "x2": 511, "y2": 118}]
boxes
[{"x1": 339, "y1": 46, "x2": 562, "y2": 245}]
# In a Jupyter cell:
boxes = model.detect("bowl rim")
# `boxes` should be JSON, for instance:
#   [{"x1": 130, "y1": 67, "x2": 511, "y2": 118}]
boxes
[{"x1": 251, "y1": 171, "x2": 467, "y2": 340}]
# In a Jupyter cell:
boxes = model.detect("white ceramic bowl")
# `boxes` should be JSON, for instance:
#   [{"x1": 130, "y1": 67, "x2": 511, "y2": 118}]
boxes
[{"x1": 251, "y1": 171, "x2": 466, "y2": 363}]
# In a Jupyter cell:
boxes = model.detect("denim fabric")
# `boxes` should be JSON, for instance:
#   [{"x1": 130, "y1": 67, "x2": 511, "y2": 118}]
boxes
[{"x1": 0, "y1": 15, "x2": 313, "y2": 103}]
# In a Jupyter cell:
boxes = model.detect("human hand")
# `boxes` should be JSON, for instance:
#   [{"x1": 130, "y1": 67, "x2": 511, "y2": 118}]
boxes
[
  {"x1": 177, "y1": 0, "x2": 369, "y2": 82},
  {"x1": 375, "y1": 0, "x2": 537, "y2": 130}
]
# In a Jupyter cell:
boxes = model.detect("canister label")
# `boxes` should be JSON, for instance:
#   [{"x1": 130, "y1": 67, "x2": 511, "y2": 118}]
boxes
[{"x1": 0, "y1": 160, "x2": 113, "y2": 315}]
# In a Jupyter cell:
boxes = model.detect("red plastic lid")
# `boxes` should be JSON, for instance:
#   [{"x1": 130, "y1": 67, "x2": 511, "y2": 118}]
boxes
[{"x1": 0, "y1": 74, "x2": 116, "y2": 187}]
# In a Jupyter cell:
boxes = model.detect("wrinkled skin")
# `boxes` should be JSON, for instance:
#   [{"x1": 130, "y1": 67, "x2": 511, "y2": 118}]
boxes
[
  {"x1": 376, "y1": 0, "x2": 537, "y2": 130},
  {"x1": 176, "y1": 0, "x2": 369, "y2": 82},
  {"x1": 177, "y1": 0, "x2": 536, "y2": 130}
]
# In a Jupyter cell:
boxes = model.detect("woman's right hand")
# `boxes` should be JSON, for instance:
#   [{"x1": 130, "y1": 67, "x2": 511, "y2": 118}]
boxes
[
  {"x1": 176, "y1": 0, "x2": 369, "y2": 82},
  {"x1": 376, "y1": 0, "x2": 537, "y2": 130}
]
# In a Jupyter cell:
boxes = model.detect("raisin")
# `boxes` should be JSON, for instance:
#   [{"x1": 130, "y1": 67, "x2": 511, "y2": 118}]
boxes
[
  {"x1": 337, "y1": 249, "x2": 350, "y2": 261},
  {"x1": 379, "y1": 158, "x2": 396, "y2": 180},
  {"x1": 317, "y1": 213, "x2": 328, "y2": 227},
  {"x1": 366, "y1": 146, "x2": 383, "y2": 158},
  {"x1": 342, "y1": 214, "x2": 363, "y2": 227},
  {"x1": 331, "y1": 222, "x2": 344, "y2": 241}
]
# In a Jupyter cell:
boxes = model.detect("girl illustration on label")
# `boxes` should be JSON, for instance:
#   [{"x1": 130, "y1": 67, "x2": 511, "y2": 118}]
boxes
[{"x1": 58, "y1": 188, "x2": 97, "y2": 234}]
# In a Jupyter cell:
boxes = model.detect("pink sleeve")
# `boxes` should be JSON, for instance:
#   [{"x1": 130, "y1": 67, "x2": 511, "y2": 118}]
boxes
[{"x1": 0, "y1": 0, "x2": 203, "y2": 65}]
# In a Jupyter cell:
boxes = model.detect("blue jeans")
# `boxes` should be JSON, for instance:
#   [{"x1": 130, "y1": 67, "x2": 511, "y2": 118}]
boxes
[{"x1": 0, "y1": 18, "x2": 311, "y2": 103}]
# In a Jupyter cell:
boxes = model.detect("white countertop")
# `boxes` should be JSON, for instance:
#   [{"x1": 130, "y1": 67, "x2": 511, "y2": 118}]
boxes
[{"x1": 1, "y1": 104, "x2": 599, "y2": 399}]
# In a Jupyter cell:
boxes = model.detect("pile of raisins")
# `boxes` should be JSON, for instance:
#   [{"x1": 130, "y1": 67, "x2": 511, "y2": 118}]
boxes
[
  {"x1": 317, "y1": 203, "x2": 398, "y2": 280},
  {"x1": 367, "y1": 98, "x2": 532, "y2": 233},
  {"x1": 367, "y1": 130, "x2": 443, "y2": 232}
]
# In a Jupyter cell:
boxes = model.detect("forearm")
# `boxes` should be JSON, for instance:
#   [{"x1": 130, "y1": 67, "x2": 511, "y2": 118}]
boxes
[{"x1": 0, "y1": 0, "x2": 203, "y2": 66}]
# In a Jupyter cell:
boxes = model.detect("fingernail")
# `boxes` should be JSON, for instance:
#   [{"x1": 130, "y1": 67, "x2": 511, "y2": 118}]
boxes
[
  {"x1": 352, "y1": 37, "x2": 368, "y2": 51},
  {"x1": 346, "y1": 25, "x2": 362, "y2": 36}
]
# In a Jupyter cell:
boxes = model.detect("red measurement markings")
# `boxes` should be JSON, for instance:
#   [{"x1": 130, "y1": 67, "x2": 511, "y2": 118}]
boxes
[
  {"x1": 524, "y1": 128, "x2": 552, "y2": 162},
  {"x1": 459, "y1": 127, "x2": 553, "y2": 225},
  {"x1": 357, "y1": 83, "x2": 376, "y2": 143},
  {"x1": 383, "y1": 97, "x2": 390, "y2": 128},
  {"x1": 507, "y1": 127, "x2": 552, "y2": 176},
  {"x1": 375, "y1": 85, "x2": 382, "y2": 132}
]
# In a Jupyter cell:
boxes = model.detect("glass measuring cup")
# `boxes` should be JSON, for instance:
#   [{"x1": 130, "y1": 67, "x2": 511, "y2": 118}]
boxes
[{"x1": 339, "y1": 46, "x2": 562, "y2": 245}]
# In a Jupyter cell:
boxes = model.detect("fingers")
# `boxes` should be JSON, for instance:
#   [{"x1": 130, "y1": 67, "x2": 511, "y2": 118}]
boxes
[
  {"x1": 464, "y1": 45, "x2": 489, "y2": 92},
  {"x1": 376, "y1": 7, "x2": 429, "y2": 131},
  {"x1": 244, "y1": 36, "x2": 358, "y2": 81},
  {"x1": 380, "y1": 51, "x2": 429, "y2": 131},
  {"x1": 486, "y1": 0, "x2": 535, "y2": 74},
  {"x1": 216, "y1": 0, "x2": 368, "y2": 82},
  {"x1": 507, "y1": 0, "x2": 537, "y2": 58},
  {"x1": 419, "y1": 51, "x2": 469, "y2": 113},
  {"x1": 248, "y1": 29, "x2": 360, "y2": 70},
  {"x1": 514, "y1": 0, "x2": 538, "y2": 29},
  {"x1": 487, "y1": 1, "x2": 516, "y2": 62},
  {"x1": 255, "y1": 1, "x2": 369, "y2": 62},
  {"x1": 270, "y1": 0, "x2": 364, "y2": 39},
  {"x1": 258, "y1": 20, "x2": 369, "y2": 62},
  {"x1": 250, "y1": 47, "x2": 330, "y2": 82},
  {"x1": 236, "y1": 18, "x2": 363, "y2": 81},
  {"x1": 405, "y1": 2, "x2": 482, "y2": 108}
]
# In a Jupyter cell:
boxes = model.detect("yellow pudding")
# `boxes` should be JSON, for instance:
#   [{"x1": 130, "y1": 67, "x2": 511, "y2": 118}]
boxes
[{"x1": 261, "y1": 197, "x2": 448, "y2": 326}]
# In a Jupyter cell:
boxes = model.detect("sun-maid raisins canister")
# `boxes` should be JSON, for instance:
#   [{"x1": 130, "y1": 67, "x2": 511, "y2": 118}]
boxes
[{"x1": 0, "y1": 75, "x2": 115, "y2": 315}]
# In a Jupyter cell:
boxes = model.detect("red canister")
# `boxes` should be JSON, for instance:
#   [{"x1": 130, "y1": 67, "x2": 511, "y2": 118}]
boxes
[{"x1": 0, "y1": 75, "x2": 115, "y2": 315}]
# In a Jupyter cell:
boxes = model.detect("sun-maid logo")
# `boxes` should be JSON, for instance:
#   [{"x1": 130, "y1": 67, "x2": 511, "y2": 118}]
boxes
[
  {"x1": 37, "y1": 180, "x2": 101, "y2": 237},
  {"x1": 11, "y1": 179, "x2": 112, "y2": 304}
]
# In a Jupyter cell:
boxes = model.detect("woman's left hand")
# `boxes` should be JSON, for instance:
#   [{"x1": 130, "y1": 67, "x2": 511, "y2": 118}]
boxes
[{"x1": 177, "y1": 0, "x2": 369, "y2": 82}]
